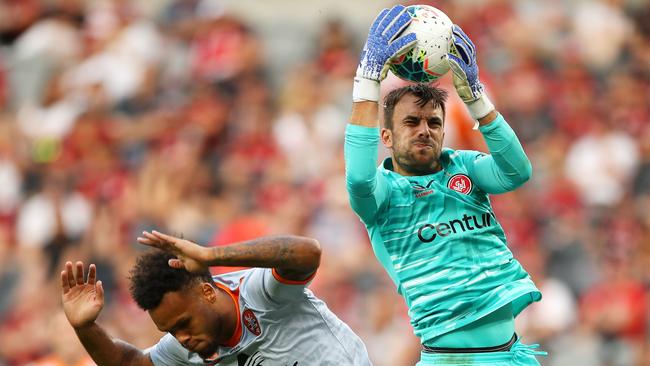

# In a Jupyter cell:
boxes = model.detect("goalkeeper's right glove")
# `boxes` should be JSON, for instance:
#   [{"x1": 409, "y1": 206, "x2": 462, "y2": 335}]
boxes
[{"x1": 353, "y1": 5, "x2": 417, "y2": 103}]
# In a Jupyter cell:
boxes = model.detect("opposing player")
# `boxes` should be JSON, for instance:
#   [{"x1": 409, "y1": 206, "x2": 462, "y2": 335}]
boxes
[
  {"x1": 61, "y1": 232, "x2": 371, "y2": 365},
  {"x1": 345, "y1": 5, "x2": 545, "y2": 365}
]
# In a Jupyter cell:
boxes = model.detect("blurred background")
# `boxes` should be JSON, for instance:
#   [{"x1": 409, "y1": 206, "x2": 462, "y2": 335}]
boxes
[{"x1": 0, "y1": 0, "x2": 648, "y2": 365}]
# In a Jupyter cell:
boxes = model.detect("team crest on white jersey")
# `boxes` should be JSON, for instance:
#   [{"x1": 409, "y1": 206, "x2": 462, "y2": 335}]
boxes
[
  {"x1": 242, "y1": 309, "x2": 261, "y2": 336},
  {"x1": 447, "y1": 174, "x2": 472, "y2": 194}
]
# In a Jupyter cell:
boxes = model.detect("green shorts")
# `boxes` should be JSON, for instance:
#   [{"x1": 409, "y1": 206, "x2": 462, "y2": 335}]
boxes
[{"x1": 416, "y1": 337, "x2": 546, "y2": 366}]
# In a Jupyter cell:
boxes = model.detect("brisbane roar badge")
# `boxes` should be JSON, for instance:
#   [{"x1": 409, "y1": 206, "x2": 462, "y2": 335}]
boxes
[
  {"x1": 448, "y1": 174, "x2": 472, "y2": 194},
  {"x1": 242, "y1": 309, "x2": 261, "y2": 336}
]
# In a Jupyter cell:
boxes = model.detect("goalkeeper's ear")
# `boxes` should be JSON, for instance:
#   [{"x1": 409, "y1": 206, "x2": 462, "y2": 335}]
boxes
[{"x1": 380, "y1": 127, "x2": 394, "y2": 149}]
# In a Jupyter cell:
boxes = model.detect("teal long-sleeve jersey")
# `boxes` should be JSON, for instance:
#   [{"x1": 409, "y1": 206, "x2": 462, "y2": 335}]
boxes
[{"x1": 344, "y1": 114, "x2": 541, "y2": 344}]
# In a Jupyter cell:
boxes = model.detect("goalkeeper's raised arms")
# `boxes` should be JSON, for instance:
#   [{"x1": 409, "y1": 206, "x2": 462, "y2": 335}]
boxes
[{"x1": 353, "y1": 5, "x2": 417, "y2": 102}]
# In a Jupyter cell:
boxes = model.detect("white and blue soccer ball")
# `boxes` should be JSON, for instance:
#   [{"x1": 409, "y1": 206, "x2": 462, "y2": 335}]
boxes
[{"x1": 389, "y1": 5, "x2": 454, "y2": 83}]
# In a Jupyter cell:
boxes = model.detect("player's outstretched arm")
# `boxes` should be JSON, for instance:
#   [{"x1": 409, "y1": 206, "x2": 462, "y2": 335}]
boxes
[
  {"x1": 138, "y1": 231, "x2": 321, "y2": 282},
  {"x1": 447, "y1": 25, "x2": 532, "y2": 192},
  {"x1": 61, "y1": 261, "x2": 154, "y2": 366},
  {"x1": 346, "y1": 5, "x2": 413, "y2": 220}
]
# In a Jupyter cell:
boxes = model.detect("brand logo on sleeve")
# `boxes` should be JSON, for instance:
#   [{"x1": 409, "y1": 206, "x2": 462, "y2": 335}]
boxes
[
  {"x1": 242, "y1": 309, "x2": 261, "y2": 336},
  {"x1": 448, "y1": 174, "x2": 472, "y2": 194}
]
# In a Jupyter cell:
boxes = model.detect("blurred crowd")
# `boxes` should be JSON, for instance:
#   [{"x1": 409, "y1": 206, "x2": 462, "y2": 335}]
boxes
[{"x1": 0, "y1": 0, "x2": 648, "y2": 365}]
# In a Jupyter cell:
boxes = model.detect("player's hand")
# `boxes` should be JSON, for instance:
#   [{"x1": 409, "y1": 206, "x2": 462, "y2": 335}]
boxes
[
  {"x1": 447, "y1": 25, "x2": 482, "y2": 103},
  {"x1": 137, "y1": 231, "x2": 209, "y2": 273},
  {"x1": 61, "y1": 261, "x2": 104, "y2": 329},
  {"x1": 446, "y1": 25, "x2": 494, "y2": 120},
  {"x1": 358, "y1": 5, "x2": 416, "y2": 82},
  {"x1": 354, "y1": 5, "x2": 417, "y2": 102}
]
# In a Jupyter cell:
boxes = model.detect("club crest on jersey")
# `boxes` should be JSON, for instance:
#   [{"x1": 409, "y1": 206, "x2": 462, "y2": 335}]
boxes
[
  {"x1": 242, "y1": 309, "x2": 261, "y2": 336},
  {"x1": 447, "y1": 174, "x2": 472, "y2": 194}
]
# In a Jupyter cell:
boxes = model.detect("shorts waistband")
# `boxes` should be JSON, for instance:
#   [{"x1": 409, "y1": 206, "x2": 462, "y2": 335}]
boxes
[{"x1": 422, "y1": 333, "x2": 517, "y2": 354}]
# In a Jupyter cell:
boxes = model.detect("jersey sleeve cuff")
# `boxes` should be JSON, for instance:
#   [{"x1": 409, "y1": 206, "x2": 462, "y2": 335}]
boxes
[
  {"x1": 478, "y1": 113, "x2": 507, "y2": 134},
  {"x1": 272, "y1": 268, "x2": 317, "y2": 285}
]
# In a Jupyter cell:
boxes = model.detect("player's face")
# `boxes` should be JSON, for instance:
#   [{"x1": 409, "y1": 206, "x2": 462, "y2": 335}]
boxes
[
  {"x1": 382, "y1": 94, "x2": 445, "y2": 175},
  {"x1": 149, "y1": 283, "x2": 235, "y2": 359}
]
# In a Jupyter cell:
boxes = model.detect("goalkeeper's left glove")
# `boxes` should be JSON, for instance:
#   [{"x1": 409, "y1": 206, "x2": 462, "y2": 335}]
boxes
[{"x1": 447, "y1": 25, "x2": 495, "y2": 120}]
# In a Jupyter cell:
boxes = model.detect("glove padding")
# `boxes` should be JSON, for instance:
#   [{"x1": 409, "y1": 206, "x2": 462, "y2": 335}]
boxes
[
  {"x1": 353, "y1": 5, "x2": 417, "y2": 102},
  {"x1": 447, "y1": 25, "x2": 494, "y2": 119}
]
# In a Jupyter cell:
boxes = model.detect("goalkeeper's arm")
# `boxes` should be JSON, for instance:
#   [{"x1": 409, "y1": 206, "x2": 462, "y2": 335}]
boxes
[
  {"x1": 447, "y1": 26, "x2": 531, "y2": 193},
  {"x1": 470, "y1": 113, "x2": 532, "y2": 193},
  {"x1": 346, "y1": 99, "x2": 394, "y2": 224},
  {"x1": 345, "y1": 5, "x2": 414, "y2": 222}
]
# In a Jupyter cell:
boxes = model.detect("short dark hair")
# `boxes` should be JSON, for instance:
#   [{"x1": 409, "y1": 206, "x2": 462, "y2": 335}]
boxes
[
  {"x1": 383, "y1": 84, "x2": 449, "y2": 129},
  {"x1": 129, "y1": 250, "x2": 214, "y2": 311}
]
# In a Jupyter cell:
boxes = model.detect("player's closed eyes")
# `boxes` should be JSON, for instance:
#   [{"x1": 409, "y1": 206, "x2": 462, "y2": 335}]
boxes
[
  {"x1": 427, "y1": 118, "x2": 442, "y2": 127},
  {"x1": 169, "y1": 317, "x2": 191, "y2": 335}
]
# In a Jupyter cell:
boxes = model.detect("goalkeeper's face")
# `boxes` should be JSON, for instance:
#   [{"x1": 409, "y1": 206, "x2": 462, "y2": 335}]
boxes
[{"x1": 382, "y1": 94, "x2": 445, "y2": 175}]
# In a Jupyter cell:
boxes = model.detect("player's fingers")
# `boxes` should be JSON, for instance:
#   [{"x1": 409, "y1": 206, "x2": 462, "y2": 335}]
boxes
[
  {"x1": 389, "y1": 33, "x2": 417, "y2": 59},
  {"x1": 451, "y1": 36, "x2": 471, "y2": 65},
  {"x1": 151, "y1": 230, "x2": 178, "y2": 246},
  {"x1": 378, "y1": 5, "x2": 406, "y2": 34},
  {"x1": 61, "y1": 270, "x2": 70, "y2": 294},
  {"x1": 369, "y1": 8, "x2": 390, "y2": 35},
  {"x1": 446, "y1": 54, "x2": 466, "y2": 78},
  {"x1": 137, "y1": 236, "x2": 156, "y2": 246},
  {"x1": 87, "y1": 264, "x2": 96, "y2": 285},
  {"x1": 75, "y1": 261, "x2": 85, "y2": 285},
  {"x1": 452, "y1": 28, "x2": 475, "y2": 59},
  {"x1": 95, "y1": 280, "x2": 104, "y2": 303},
  {"x1": 141, "y1": 231, "x2": 161, "y2": 241},
  {"x1": 66, "y1": 261, "x2": 76, "y2": 288},
  {"x1": 168, "y1": 259, "x2": 184, "y2": 269},
  {"x1": 455, "y1": 27, "x2": 476, "y2": 55},
  {"x1": 383, "y1": 8, "x2": 412, "y2": 41},
  {"x1": 446, "y1": 53, "x2": 462, "y2": 68}
]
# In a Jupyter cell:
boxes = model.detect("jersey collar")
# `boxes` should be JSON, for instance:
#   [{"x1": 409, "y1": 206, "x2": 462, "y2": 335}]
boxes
[{"x1": 214, "y1": 282, "x2": 243, "y2": 347}]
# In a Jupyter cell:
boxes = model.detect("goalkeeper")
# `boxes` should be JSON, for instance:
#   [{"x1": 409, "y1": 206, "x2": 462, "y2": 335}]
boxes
[{"x1": 345, "y1": 5, "x2": 545, "y2": 365}]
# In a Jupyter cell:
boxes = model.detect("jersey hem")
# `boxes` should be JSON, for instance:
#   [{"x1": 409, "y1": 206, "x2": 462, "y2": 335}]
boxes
[{"x1": 419, "y1": 288, "x2": 541, "y2": 345}]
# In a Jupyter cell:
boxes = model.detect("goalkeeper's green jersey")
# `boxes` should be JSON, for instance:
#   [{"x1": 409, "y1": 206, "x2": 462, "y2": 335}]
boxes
[{"x1": 344, "y1": 114, "x2": 541, "y2": 344}]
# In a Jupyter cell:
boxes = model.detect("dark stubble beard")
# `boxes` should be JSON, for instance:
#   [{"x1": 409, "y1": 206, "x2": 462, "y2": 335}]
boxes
[
  {"x1": 197, "y1": 327, "x2": 223, "y2": 359},
  {"x1": 198, "y1": 338, "x2": 220, "y2": 359},
  {"x1": 393, "y1": 144, "x2": 441, "y2": 175}
]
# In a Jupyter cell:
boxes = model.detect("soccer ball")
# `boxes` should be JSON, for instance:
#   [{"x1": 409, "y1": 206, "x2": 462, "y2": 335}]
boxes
[{"x1": 389, "y1": 5, "x2": 453, "y2": 83}]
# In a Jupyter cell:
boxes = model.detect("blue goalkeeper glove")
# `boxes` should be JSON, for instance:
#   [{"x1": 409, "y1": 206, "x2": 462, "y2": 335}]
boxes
[
  {"x1": 447, "y1": 25, "x2": 495, "y2": 120},
  {"x1": 353, "y1": 5, "x2": 417, "y2": 102}
]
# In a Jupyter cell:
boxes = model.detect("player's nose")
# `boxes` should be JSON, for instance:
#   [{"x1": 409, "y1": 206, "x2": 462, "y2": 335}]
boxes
[
  {"x1": 176, "y1": 333, "x2": 191, "y2": 346},
  {"x1": 416, "y1": 120, "x2": 432, "y2": 137}
]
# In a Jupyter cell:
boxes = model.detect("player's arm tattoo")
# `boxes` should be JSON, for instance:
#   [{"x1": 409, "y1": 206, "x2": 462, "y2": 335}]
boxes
[{"x1": 209, "y1": 236, "x2": 321, "y2": 281}]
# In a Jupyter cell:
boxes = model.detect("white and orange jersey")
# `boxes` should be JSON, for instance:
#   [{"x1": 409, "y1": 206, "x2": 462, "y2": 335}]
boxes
[{"x1": 148, "y1": 268, "x2": 372, "y2": 366}]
